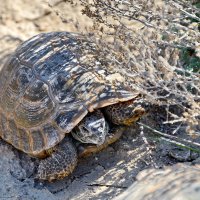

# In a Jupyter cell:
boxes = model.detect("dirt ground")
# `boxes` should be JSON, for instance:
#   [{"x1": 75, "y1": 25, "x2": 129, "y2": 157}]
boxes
[{"x1": 0, "y1": 1, "x2": 199, "y2": 200}]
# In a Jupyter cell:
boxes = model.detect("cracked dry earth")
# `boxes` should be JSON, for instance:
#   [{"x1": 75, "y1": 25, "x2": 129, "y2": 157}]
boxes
[{"x1": 0, "y1": 0, "x2": 200, "y2": 200}]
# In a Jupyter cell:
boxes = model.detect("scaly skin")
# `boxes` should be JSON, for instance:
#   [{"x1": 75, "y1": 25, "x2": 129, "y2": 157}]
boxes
[
  {"x1": 103, "y1": 98, "x2": 148, "y2": 126},
  {"x1": 37, "y1": 137, "x2": 78, "y2": 182}
]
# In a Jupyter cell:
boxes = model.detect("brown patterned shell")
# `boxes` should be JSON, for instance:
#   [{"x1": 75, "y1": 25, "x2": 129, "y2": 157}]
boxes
[{"x1": 0, "y1": 32, "x2": 139, "y2": 156}]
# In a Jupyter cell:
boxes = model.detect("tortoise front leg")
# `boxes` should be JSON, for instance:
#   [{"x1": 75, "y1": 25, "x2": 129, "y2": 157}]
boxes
[
  {"x1": 77, "y1": 126, "x2": 127, "y2": 158},
  {"x1": 37, "y1": 138, "x2": 78, "y2": 182}
]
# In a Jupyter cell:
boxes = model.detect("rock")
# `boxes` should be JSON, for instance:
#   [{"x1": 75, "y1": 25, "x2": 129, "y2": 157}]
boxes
[{"x1": 114, "y1": 163, "x2": 200, "y2": 200}]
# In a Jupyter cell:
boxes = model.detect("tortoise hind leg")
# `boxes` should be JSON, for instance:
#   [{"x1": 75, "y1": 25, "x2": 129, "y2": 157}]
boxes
[
  {"x1": 37, "y1": 138, "x2": 78, "y2": 182},
  {"x1": 78, "y1": 126, "x2": 127, "y2": 158}
]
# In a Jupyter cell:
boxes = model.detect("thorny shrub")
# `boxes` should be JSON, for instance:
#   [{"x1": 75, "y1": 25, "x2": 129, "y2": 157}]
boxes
[{"x1": 49, "y1": 0, "x2": 200, "y2": 137}]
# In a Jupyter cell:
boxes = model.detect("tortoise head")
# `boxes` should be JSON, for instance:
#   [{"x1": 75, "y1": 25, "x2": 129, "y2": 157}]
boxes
[
  {"x1": 72, "y1": 110, "x2": 108, "y2": 145},
  {"x1": 103, "y1": 97, "x2": 149, "y2": 126}
]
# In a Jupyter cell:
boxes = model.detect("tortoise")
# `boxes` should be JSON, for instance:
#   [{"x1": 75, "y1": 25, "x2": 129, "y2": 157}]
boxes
[{"x1": 0, "y1": 32, "x2": 147, "y2": 181}]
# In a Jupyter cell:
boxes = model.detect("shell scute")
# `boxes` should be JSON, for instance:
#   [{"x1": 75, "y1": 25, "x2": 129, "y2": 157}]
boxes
[
  {"x1": 0, "y1": 57, "x2": 19, "y2": 92},
  {"x1": 55, "y1": 107, "x2": 88, "y2": 133},
  {"x1": 17, "y1": 33, "x2": 57, "y2": 65},
  {"x1": 34, "y1": 48, "x2": 75, "y2": 81},
  {"x1": 14, "y1": 79, "x2": 55, "y2": 128},
  {"x1": 0, "y1": 113, "x2": 9, "y2": 141},
  {"x1": 42, "y1": 124, "x2": 63, "y2": 149},
  {"x1": 1, "y1": 65, "x2": 34, "y2": 112},
  {"x1": 18, "y1": 128, "x2": 31, "y2": 152},
  {"x1": 7, "y1": 119, "x2": 19, "y2": 148},
  {"x1": 31, "y1": 129, "x2": 45, "y2": 153}
]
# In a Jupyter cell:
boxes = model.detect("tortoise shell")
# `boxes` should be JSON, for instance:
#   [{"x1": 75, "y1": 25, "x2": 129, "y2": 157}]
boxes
[{"x1": 0, "y1": 32, "x2": 139, "y2": 156}]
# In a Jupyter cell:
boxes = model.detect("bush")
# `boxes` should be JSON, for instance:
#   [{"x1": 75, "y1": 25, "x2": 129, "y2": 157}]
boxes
[{"x1": 50, "y1": 0, "x2": 200, "y2": 135}]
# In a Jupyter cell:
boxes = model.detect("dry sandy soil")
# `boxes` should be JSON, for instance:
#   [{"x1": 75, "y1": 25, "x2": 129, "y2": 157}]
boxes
[{"x1": 0, "y1": 1, "x2": 199, "y2": 200}]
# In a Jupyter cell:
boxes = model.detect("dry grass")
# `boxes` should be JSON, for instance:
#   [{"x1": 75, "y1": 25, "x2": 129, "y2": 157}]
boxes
[{"x1": 51, "y1": 0, "x2": 200, "y2": 137}]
